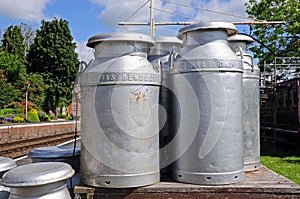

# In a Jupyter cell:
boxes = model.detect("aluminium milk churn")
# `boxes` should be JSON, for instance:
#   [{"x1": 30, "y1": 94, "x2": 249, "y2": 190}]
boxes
[
  {"x1": 228, "y1": 34, "x2": 260, "y2": 171},
  {"x1": 28, "y1": 145, "x2": 81, "y2": 188},
  {"x1": 168, "y1": 22, "x2": 245, "y2": 185},
  {"x1": 0, "y1": 162, "x2": 74, "y2": 199},
  {"x1": 0, "y1": 156, "x2": 17, "y2": 199},
  {"x1": 79, "y1": 32, "x2": 160, "y2": 188},
  {"x1": 148, "y1": 37, "x2": 182, "y2": 178}
]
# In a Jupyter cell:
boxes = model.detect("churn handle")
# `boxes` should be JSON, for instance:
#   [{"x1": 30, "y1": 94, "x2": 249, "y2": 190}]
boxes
[{"x1": 168, "y1": 46, "x2": 177, "y2": 71}]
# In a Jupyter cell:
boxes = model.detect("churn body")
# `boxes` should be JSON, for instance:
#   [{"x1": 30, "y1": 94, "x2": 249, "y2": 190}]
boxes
[
  {"x1": 79, "y1": 32, "x2": 160, "y2": 188},
  {"x1": 148, "y1": 37, "x2": 182, "y2": 175},
  {"x1": 228, "y1": 34, "x2": 260, "y2": 171},
  {"x1": 169, "y1": 22, "x2": 245, "y2": 185}
]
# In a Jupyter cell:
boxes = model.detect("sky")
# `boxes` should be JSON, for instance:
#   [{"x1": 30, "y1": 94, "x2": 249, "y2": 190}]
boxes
[{"x1": 0, "y1": 0, "x2": 252, "y2": 62}]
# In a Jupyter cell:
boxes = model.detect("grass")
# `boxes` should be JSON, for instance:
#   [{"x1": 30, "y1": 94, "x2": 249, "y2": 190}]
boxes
[
  {"x1": 260, "y1": 142, "x2": 300, "y2": 185},
  {"x1": 261, "y1": 156, "x2": 300, "y2": 185}
]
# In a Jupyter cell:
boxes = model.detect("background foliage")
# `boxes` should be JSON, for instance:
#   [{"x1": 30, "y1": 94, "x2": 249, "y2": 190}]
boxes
[
  {"x1": 245, "y1": 0, "x2": 300, "y2": 67},
  {"x1": 0, "y1": 18, "x2": 79, "y2": 122}
]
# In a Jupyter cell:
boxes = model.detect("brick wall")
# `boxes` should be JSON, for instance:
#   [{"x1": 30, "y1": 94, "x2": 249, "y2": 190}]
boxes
[{"x1": 0, "y1": 121, "x2": 80, "y2": 143}]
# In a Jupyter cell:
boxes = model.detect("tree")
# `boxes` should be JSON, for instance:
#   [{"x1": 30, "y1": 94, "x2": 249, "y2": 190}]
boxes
[
  {"x1": 1, "y1": 25, "x2": 26, "y2": 63},
  {"x1": 0, "y1": 50, "x2": 26, "y2": 88},
  {"x1": 26, "y1": 73, "x2": 48, "y2": 109},
  {"x1": 245, "y1": 0, "x2": 300, "y2": 66},
  {"x1": 0, "y1": 70, "x2": 19, "y2": 109},
  {"x1": 20, "y1": 23, "x2": 36, "y2": 53},
  {"x1": 0, "y1": 50, "x2": 25, "y2": 108},
  {"x1": 27, "y1": 18, "x2": 79, "y2": 115},
  {"x1": 0, "y1": 28, "x2": 3, "y2": 46}
]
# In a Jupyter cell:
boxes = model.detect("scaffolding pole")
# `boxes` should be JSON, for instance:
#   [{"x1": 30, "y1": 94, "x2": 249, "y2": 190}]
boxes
[{"x1": 119, "y1": 21, "x2": 286, "y2": 26}]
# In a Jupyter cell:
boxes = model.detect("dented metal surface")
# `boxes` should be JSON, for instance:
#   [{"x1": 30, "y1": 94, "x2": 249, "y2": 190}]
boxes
[
  {"x1": 79, "y1": 32, "x2": 160, "y2": 188},
  {"x1": 228, "y1": 34, "x2": 261, "y2": 171},
  {"x1": 168, "y1": 22, "x2": 245, "y2": 185}
]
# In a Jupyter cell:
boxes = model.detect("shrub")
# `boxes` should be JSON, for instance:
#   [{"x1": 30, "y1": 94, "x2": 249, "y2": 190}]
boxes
[
  {"x1": 5, "y1": 101, "x2": 38, "y2": 110},
  {"x1": 0, "y1": 108, "x2": 22, "y2": 116},
  {"x1": 66, "y1": 114, "x2": 74, "y2": 120},
  {"x1": 27, "y1": 108, "x2": 40, "y2": 123},
  {"x1": 58, "y1": 113, "x2": 66, "y2": 119},
  {"x1": 38, "y1": 111, "x2": 51, "y2": 122},
  {"x1": 12, "y1": 115, "x2": 25, "y2": 123}
]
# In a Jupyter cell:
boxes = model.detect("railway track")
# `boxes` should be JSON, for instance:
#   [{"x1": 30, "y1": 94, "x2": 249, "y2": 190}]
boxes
[{"x1": 0, "y1": 132, "x2": 79, "y2": 158}]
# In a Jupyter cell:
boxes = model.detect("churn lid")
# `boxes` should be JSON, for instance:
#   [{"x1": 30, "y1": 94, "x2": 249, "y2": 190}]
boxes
[
  {"x1": 228, "y1": 34, "x2": 254, "y2": 44},
  {"x1": 179, "y1": 22, "x2": 237, "y2": 36},
  {"x1": 28, "y1": 146, "x2": 81, "y2": 158},
  {"x1": 0, "y1": 157, "x2": 17, "y2": 173},
  {"x1": 0, "y1": 162, "x2": 74, "y2": 187},
  {"x1": 87, "y1": 32, "x2": 155, "y2": 48}
]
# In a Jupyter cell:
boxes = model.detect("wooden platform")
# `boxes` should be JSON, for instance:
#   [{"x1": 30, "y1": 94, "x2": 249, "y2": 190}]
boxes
[{"x1": 74, "y1": 166, "x2": 300, "y2": 199}]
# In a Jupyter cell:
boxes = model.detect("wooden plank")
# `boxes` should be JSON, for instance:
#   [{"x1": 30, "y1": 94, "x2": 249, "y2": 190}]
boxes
[{"x1": 74, "y1": 166, "x2": 300, "y2": 199}]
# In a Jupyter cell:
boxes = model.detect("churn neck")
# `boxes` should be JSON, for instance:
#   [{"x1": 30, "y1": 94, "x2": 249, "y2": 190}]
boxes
[
  {"x1": 178, "y1": 22, "x2": 237, "y2": 46},
  {"x1": 229, "y1": 41, "x2": 247, "y2": 53},
  {"x1": 228, "y1": 34, "x2": 254, "y2": 53},
  {"x1": 181, "y1": 30, "x2": 229, "y2": 46},
  {"x1": 93, "y1": 41, "x2": 149, "y2": 58},
  {"x1": 86, "y1": 32, "x2": 155, "y2": 58}
]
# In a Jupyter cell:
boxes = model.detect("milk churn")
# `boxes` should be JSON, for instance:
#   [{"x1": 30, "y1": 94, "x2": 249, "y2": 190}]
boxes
[
  {"x1": 148, "y1": 36, "x2": 182, "y2": 64},
  {"x1": 228, "y1": 34, "x2": 260, "y2": 171},
  {"x1": 0, "y1": 157, "x2": 16, "y2": 179},
  {"x1": 29, "y1": 146, "x2": 81, "y2": 172},
  {"x1": 0, "y1": 157, "x2": 17, "y2": 199},
  {"x1": 29, "y1": 145, "x2": 81, "y2": 187},
  {"x1": 168, "y1": 22, "x2": 245, "y2": 185},
  {"x1": 79, "y1": 32, "x2": 160, "y2": 188},
  {"x1": 148, "y1": 37, "x2": 182, "y2": 177},
  {"x1": 0, "y1": 162, "x2": 74, "y2": 199}
]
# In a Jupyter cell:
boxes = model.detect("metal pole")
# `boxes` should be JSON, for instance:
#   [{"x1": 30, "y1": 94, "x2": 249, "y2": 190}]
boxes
[
  {"x1": 118, "y1": 21, "x2": 285, "y2": 26},
  {"x1": 25, "y1": 90, "x2": 28, "y2": 120},
  {"x1": 150, "y1": 0, "x2": 155, "y2": 36}
]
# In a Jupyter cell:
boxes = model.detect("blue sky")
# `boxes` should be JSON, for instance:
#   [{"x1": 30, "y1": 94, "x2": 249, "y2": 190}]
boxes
[{"x1": 0, "y1": 0, "x2": 251, "y2": 61}]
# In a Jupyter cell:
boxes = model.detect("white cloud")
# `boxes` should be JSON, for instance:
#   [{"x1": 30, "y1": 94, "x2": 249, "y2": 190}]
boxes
[
  {"x1": 0, "y1": 0, "x2": 52, "y2": 22},
  {"x1": 75, "y1": 41, "x2": 94, "y2": 62},
  {"x1": 194, "y1": 0, "x2": 249, "y2": 22},
  {"x1": 90, "y1": 0, "x2": 249, "y2": 34}
]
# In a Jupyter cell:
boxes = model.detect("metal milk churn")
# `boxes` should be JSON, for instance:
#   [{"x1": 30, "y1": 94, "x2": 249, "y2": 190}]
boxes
[
  {"x1": 0, "y1": 157, "x2": 17, "y2": 199},
  {"x1": 28, "y1": 146, "x2": 81, "y2": 188},
  {"x1": 168, "y1": 22, "x2": 245, "y2": 185},
  {"x1": 0, "y1": 162, "x2": 74, "y2": 199},
  {"x1": 148, "y1": 37, "x2": 182, "y2": 176},
  {"x1": 228, "y1": 34, "x2": 260, "y2": 171},
  {"x1": 79, "y1": 32, "x2": 160, "y2": 188}
]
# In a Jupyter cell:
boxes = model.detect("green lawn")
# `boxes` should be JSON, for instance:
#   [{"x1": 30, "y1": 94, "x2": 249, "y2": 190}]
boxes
[
  {"x1": 260, "y1": 142, "x2": 300, "y2": 185},
  {"x1": 261, "y1": 156, "x2": 300, "y2": 185}
]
